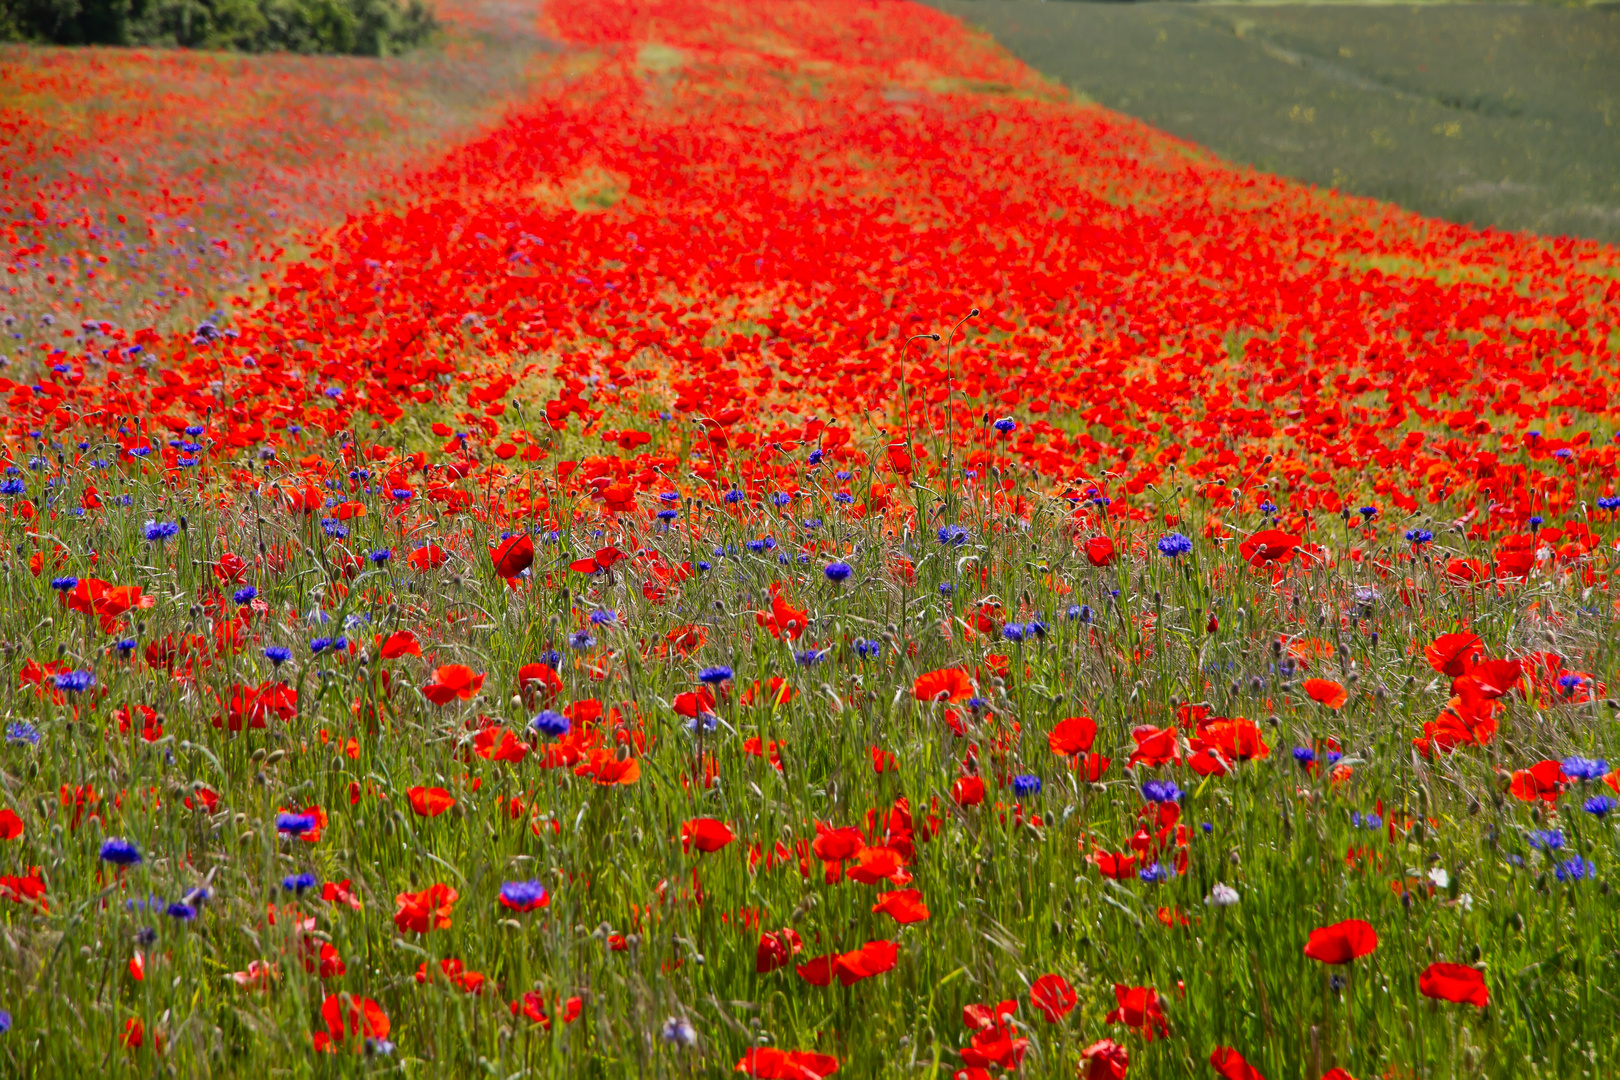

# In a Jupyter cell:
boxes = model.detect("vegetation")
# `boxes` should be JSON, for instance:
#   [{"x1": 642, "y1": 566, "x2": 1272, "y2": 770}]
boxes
[
  {"x1": 0, "y1": 0, "x2": 437, "y2": 55},
  {"x1": 1, "y1": 0, "x2": 1619, "y2": 1077}
]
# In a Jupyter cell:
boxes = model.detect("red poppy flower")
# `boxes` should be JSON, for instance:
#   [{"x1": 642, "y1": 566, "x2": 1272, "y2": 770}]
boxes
[
  {"x1": 313, "y1": 994, "x2": 389, "y2": 1053},
  {"x1": 1127, "y1": 726, "x2": 1181, "y2": 768},
  {"x1": 1302, "y1": 678, "x2": 1347, "y2": 710},
  {"x1": 573, "y1": 748, "x2": 641, "y2": 785},
  {"x1": 377, "y1": 630, "x2": 421, "y2": 658},
  {"x1": 735, "y1": 1048, "x2": 840, "y2": 1079},
  {"x1": 0, "y1": 809, "x2": 21, "y2": 840},
  {"x1": 393, "y1": 883, "x2": 457, "y2": 934},
  {"x1": 798, "y1": 940, "x2": 898, "y2": 987},
  {"x1": 407, "y1": 544, "x2": 448, "y2": 571},
  {"x1": 1302, "y1": 919, "x2": 1378, "y2": 964},
  {"x1": 756, "y1": 928, "x2": 804, "y2": 973},
  {"x1": 1418, "y1": 962, "x2": 1489, "y2": 1006},
  {"x1": 1425, "y1": 633, "x2": 1483, "y2": 677},
  {"x1": 846, "y1": 845, "x2": 907, "y2": 885},
  {"x1": 1029, "y1": 973, "x2": 1077, "y2": 1022},
  {"x1": 421, "y1": 664, "x2": 485, "y2": 704},
  {"x1": 322, "y1": 879, "x2": 362, "y2": 911},
  {"x1": 1105, "y1": 984, "x2": 1168, "y2": 1040},
  {"x1": 1509, "y1": 759, "x2": 1567, "y2": 803},
  {"x1": 755, "y1": 583, "x2": 809, "y2": 641},
  {"x1": 952, "y1": 775, "x2": 986, "y2": 805},
  {"x1": 1090, "y1": 850, "x2": 1139, "y2": 880},
  {"x1": 914, "y1": 667, "x2": 974, "y2": 703},
  {"x1": 1080, "y1": 1040, "x2": 1129, "y2": 1080},
  {"x1": 474, "y1": 727, "x2": 530, "y2": 763},
  {"x1": 406, "y1": 786, "x2": 455, "y2": 817},
  {"x1": 1209, "y1": 1046, "x2": 1267, "y2": 1080},
  {"x1": 1085, "y1": 535, "x2": 1115, "y2": 567},
  {"x1": 872, "y1": 889, "x2": 930, "y2": 924},
  {"x1": 681, "y1": 817, "x2": 735, "y2": 853},
  {"x1": 1239, "y1": 529, "x2": 1300, "y2": 566},
  {"x1": 490, "y1": 534, "x2": 535, "y2": 578},
  {"x1": 1048, "y1": 716, "x2": 1097, "y2": 756},
  {"x1": 811, "y1": 824, "x2": 867, "y2": 862}
]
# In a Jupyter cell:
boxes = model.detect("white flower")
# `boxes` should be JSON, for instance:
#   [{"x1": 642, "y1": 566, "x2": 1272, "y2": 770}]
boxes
[
  {"x1": 1428, "y1": 867, "x2": 1450, "y2": 890},
  {"x1": 1206, "y1": 882, "x2": 1240, "y2": 907}
]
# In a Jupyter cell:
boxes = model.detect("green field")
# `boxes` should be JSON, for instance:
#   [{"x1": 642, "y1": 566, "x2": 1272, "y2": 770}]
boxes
[{"x1": 925, "y1": 0, "x2": 1620, "y2": 242}]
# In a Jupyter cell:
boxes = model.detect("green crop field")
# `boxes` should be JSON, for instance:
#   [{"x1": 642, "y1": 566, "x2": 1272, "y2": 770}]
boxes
[{"x1": 925, "y1": 0, "x2": 1620, "y2": 243}]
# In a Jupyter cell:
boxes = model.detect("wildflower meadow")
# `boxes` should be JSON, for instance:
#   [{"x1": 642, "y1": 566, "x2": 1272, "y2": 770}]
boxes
[{"x1": 1, "y1": 0, "x2": 1618, "y2": 1077}]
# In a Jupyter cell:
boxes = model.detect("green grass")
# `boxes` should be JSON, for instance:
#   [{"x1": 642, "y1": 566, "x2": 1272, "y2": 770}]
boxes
[{"x1": 923, "y1": 0, "x2": 1620, "y2": 242}]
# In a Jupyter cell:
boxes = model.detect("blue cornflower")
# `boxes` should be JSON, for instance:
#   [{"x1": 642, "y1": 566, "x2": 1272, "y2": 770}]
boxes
[
  {"x1": 1528, "y1": 829, "x2": 1565, "y2": 852},
  {"x1": 143, "y1": 520, "x2": 178, "y2": 541},
  {"x1": 1556, "y1": 856, "x2": 1592, "y2": 883},
  {"x1": 6, "y1": 722, "x2": 40, "y2": 746},
  {"x1": 391, "y1": 488, "x2": 413, "y2": 501},
  {"x1": 310, "y1": 637, "x2": 333, "y2": 653},
  {"x1": 1138, "y1": 862, "x2": 1169, "y2": 884},
  {"x1": 499, "y1": 880, "x2": 550, "y2": 910},
  {"x1": 0, "y1": 480, "x2": 24, "y2": 496},
  {"x1": 1002, "y1": 623, "x2": 1025, "y2": 644},
  {"x1": 1156, "y1": 532, "x2": 1193, "y2": 558},
  {"x1": 1562, "y1": 756, "x2": 1610, "y2": 781},
  {"x1": 276, "y1": 813, "x2": 317, "y2": 836},
  {"x1": 0, "y1": 1007, "x2": 10, "y2": 1034},
  {"x1": 937, "y1": 525, "x2": 969, "y2": 546},
  {"x1": 1292, "y1": 747, "x2": 1316, "y2": 767},
  {"x1": 771, "y1": 492, "x2": 792, "y2": 507},
  {"x1": 993, "y1": 417, "x2": 1017, "y2": 434},
  {"x1": 589, "y1": 609, "x2": 618, "y2": 626},
  {"x1": 795, "y1": 649, "x2": 824, "y2": 666},
  {"x1": 531, "y1": 710, "x2": 570, "y2": 738},
  {"x1": 54, "y1": 670, "x2": 95, "y2": 693},
  {"x1": 658, "y1": 491, "x2": 679, "y2": 503},
  {"x1": 833, "y1": 492, "x2": 854, "y2": 505},
  {"x1": 1358, "y1": 506, "x2": 1378, "y2": 520},
  {"x1": 166, "y1": 902, "x2": 197, "y2": 921},
  {"x1": 569, "y1": 631, "x2": 596, "y2": 650},
  {"x1": 656, "y1": 509, "x2": 678, "y2": 522},
  {"x1": 1141, "y1": 780, "x2": 1182, "y2": 803},
  {"x1": 939, "y1": 582, "x2": 955, "y2": 596},
  {"x1": 1011, "y1": 774, "x2": 1041, "y2": 797},
  {"x1": 823, "y1": 562, "x2": 853, "y2": 583},
  {"x1": 1405, "y1": 529, "x2": 1434, "y2": 546},
  {"x1": 685, "y1": 712, "x2": 719, "y2": 733},
  {"x1": 264, "y1": 646, "x2": 291, "y2": 665},
  {"x1": 1025, "y1": 619, "x2": 1047, "y2": 640},
  {"x1": 536, "y1": 650, "x2": 562, "y2": 668},
  {"x1": 49, "y1": 576, "x2": 77, "y2": 591},
  {"x1": 699, "y1": 666, "x2": 733, "y2": 684},
  {"x1": 370, "y1": 549, "x2": 392, "y2": 564},
  {"x1": 724, "y1": 490, "x2": 746, "y2": 504},
  {"x1": 1529, "y1": 515, "x2": 1545, "y2": 528},
  {"x1": 282, "y1": 872, "x2": 318, "y2": 893},
  {"x1": 233, "y1": 586, "x2": 257, "y2": 604},
  {"x1": 807, "y1": 449, "x2": 823, "y2": 465},
  {"x1": 321, "y1": 519, "x2": 348, "y2": 539},
  {"x1": 853, "y1": 639, "x2": 879, "y2": 660},
  {"x1": 1597, "y1": 495, "x2": 1620, "y2": 511},
  {"x1": 99, "y1": 837, "x2": 142, "y2": 865},
  {"x1": 1583, "y1": 795, "x2": 1615, "y2": 818}
]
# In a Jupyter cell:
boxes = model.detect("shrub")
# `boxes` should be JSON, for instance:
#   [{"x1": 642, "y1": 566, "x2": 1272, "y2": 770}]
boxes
[{"x1": 0, "y1": 0, "x2": 437, "y2": 54}]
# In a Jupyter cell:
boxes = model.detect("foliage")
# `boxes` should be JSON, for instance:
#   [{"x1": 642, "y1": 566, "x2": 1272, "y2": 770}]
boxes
[
  {"x1": 0, "y1": 0, "x2": 437, "y2": 55},
  {"x1": 0, "y1": 0, "x2": 1618, "y2": 1077}
]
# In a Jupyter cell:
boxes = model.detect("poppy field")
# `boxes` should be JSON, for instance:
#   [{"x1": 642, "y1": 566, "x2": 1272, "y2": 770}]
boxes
[{"x1": 2, "y1": 0, "x2": 1620, "y2": 1077}]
